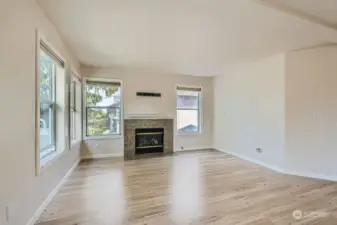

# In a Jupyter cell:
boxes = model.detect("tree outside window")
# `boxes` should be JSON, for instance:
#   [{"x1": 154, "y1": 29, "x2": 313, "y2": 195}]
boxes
[{"x1": 86, "y1": 81, "x2": 121, "y2": 136}]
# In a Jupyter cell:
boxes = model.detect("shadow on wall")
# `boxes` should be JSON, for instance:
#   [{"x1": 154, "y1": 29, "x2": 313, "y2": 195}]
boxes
[{"x1": 80, "y1": 142, "x2": 91, "y2": 157}]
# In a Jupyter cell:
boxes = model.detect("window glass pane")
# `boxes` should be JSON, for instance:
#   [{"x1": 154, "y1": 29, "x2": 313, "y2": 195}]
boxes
[
  {"x1": 177, "y1": 109, "x2": 199, "y2": 133},
  {"x1": 40, "y1": 102, "x2": 54, "y2": 153},
  {"x1": 70, "y1": 111, "x2": 75, "y2": 140},
  {"x1": 86, "y1": 82, "x2": 121, "y2": 107},
  {"x1": 87, "y1": 107, "x2": 121, "y2": 136},
  {"x1": 177, "y1": 90, "x2": 199, "y2": 109},
  {"x1": 39, "y1": 50, "x2": 54, "y2": 101},
  {"x1": 70, "y1": 81, "x2": 75, "y2": 109}
]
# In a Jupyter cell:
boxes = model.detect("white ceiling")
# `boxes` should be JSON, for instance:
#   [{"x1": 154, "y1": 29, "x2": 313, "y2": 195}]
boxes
[
  {"x1": 265, "y1": 0, "x2": 337, "y2": 28},
  {"x1": 38, "y1": 0, "x2": 337, "y2": 76}
]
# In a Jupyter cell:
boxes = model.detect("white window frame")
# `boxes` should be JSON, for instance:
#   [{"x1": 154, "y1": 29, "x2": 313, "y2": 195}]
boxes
[
  {"x1": 176, "y1": 85, "x2": 203, "y2": 135},
  {"x1": 83, "y1": 77, "x2": 124, "y2": 140},
  {"x1": 70, "y1": 71, "x2": 81, "y2": 146},
  {"x1": 35, "y1": 31, "x2": 67, "y2": 174},
  {"x1": 70, "y1": 78, "x2": 76, "y2": 142},
  {"x1": 39, "y1": 57, "x2": 56, "y2": 158}
]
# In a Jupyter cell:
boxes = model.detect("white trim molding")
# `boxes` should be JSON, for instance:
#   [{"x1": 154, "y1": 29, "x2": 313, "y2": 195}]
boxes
[
  {"x1": 216, "y1": 148, "x2": 285, "y2": 173},
  {"x1": 81, "y1": 152, "x2": 124, "y2": 160},
  {"x1": 283, "y1": 169, "x2": 337, "y2": 182},
  {"x1": 174, "y1": 147, "x2": 213, "y2": 152},
  {"x1": 35, "y1": 30, "x2": 68, "y2": 175},
  {"x1": 216, "y1": 148, "x2": 337, "y2": 182},
  {"x1": 124, "y1": 113, "x2": 174, "y2": 120},
  {"x1": 27, "y1": 159, "x2": 80, "y2": 225}
]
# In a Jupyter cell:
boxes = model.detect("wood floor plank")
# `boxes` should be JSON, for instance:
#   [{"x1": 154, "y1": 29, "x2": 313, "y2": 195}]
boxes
[{"x1": 36, "y1": 150, "x2": 337, "y2": 225}]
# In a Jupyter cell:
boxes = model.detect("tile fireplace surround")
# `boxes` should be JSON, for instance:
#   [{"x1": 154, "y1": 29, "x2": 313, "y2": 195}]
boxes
[{"x1": 124, "y1": 118, "x2": 174, "y2": 160}]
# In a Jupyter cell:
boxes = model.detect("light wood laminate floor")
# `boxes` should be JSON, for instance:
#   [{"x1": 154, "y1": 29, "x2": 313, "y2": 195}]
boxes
[{"x1": 36, "y1": 150, "x2": 337, "y2": 225}]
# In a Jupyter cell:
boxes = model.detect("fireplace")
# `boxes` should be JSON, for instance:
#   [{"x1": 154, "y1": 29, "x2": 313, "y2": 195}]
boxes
[
  {"x1": 135, "y1": 128, "x2": 164, "y2": 154},
  {"x1": 124, "y1": 118, "x2": 173, "y2": 160}
]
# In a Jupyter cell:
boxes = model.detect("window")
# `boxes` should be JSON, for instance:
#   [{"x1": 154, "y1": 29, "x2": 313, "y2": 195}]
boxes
[
  {"x1": 38, "y1": 40, "x2": 65, "y2": 160},
  {"x1": 70, "y1": 74, "x2": 82, "y2": 145},
  {"x1": 85, "y1": 80, "x2": 122, "y2": 137},
  {"x1": 176, "y1": 86, "x2": 202, "y2": 133},
  {"x1": 70, "y1": 79, "x2": 75, "y2": 141}
]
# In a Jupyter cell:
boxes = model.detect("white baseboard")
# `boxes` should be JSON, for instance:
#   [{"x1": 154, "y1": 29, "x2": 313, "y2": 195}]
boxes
[
  {"x1": 174, "y1": 147, "x2": 213, "y2": 152},
  {"x1": 216, "y1": 148, "x2": 337, "y2": 182},
  {"x1": 81, "y1": 152, "x2": 124, "y2": 160},
  {"x1": 27, "y1": 159, "x2": 80, "y2": 225},
  {"x1": 283, "y1": 170, "x2": 337, "y2": 182},
  {"x1": 216, "y1": 148, "x2": 285, "y2": 173}
]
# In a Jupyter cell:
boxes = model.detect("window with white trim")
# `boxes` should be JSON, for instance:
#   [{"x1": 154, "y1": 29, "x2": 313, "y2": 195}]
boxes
[
  {"x1": 85, "y1": 80, "x2": 122, "y2": 137},
  {"x1": 38, "y1": 40, "x2": 65, "y2": 160},
  {"x1": 70, "y1": 79, "x2": 76, "y2": 142},
  {"x1": 70, "y1": 74, "x2": 81, "y2": 145},
  {"x1": 176, "y1": 86, "x2": 201, "y2": 133}
]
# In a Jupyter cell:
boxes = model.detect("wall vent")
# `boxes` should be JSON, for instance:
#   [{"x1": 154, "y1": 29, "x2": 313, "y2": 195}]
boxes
[{"x1": 136, "y1": 92, "x2": 161, "y2": 97}]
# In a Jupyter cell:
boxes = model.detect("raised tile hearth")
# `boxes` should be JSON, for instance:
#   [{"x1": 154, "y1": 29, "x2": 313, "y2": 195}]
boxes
[{"x1": 124, "y1": 119, "x2": 174, "y2": 160}]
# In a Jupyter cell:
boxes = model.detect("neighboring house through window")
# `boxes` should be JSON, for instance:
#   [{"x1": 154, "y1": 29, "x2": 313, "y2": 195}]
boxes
[
  {"x1": 85, "y1": 80, "x2": 122, "y2": 137},
  {"x1": 176, "y1": 86, "x2": 202, "y2": 133}
]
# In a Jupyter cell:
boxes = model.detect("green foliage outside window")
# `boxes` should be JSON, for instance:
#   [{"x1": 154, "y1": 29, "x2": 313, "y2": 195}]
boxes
[{"x1": 86, "y1": 83, "x2": 120, "y2": 136}]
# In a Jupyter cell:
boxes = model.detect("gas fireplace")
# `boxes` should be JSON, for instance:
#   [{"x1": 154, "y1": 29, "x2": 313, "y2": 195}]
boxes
[{"x1": 135, "y1": 128, "x2": 164, "y2": 154}]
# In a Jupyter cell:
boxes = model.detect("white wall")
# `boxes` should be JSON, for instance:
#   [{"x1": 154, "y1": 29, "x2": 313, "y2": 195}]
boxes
[
  {"x1": 214, "y1": 54, "x2": 285, "y2": 168},
  {"x1": 214, "y1": 47, "x2": 337, "y2": 181},
  {"x1": 285, "y1": 46, "x2": 337, "y2": 178},
  {"x1": 81, "y1": 67, "x2": 213, "y2": 157},
  {"x1": 0, "y1": 0, "x2": 81, "y2": 224}
]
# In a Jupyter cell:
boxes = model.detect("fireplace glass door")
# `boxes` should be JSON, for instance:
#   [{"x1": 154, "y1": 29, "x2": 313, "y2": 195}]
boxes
[{"x1": 135, "y1": 128, "x2": 164, "y2": 154}]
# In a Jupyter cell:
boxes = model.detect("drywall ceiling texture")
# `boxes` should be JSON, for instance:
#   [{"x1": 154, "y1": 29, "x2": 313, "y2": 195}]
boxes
[{"x1": 38, "y1": 0, "x2": 337, "y2": 76}]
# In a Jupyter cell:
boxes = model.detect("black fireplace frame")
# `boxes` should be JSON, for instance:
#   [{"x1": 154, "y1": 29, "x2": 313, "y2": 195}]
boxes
[{"x1": 135, "y1": 128, "x2": 164, "y2": 154}]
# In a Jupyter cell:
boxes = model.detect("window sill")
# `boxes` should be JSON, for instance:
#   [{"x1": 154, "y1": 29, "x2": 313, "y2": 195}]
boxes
[
  {"x1": 71, "y1": 140, "x2": 82, "y2": 147},
  {"x1": 38, "y1": 149, "x2": 66, "y2": 175},
  {"x1": 176, "y1": 132, "x2": 202, "y2": 136},
  {"x1": 84, "y1": 135, "x2": 123, "y2": 140}
]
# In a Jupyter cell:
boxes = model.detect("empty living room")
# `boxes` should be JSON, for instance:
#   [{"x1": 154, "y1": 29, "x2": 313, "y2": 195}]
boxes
[{"x1": 2, "y1": 0, "x2": 337, "y2": 224}]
